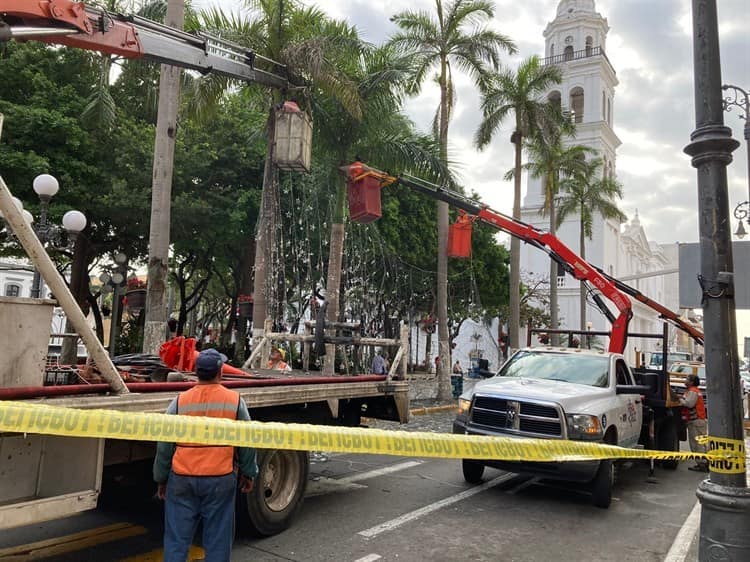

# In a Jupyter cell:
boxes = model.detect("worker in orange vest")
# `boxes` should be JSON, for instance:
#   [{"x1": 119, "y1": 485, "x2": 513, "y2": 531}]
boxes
[
  {"x1": 154, "y1": 348, "x2": 257, "y2": 562},
  {"x1": 680, "y1": 373, "x2": 708, "y2": 472},
  {"x1": 267, "y1": 346, "x2": 291, "y2": 371}
]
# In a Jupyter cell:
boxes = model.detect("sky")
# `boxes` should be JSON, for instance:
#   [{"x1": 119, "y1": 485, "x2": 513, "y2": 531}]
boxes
[{"x1": 193, "y1": 0, "x2": 750, "y2": 354}]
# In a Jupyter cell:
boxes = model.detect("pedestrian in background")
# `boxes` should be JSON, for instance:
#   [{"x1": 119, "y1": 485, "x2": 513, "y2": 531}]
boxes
[
  {"x1": 154, "y1": 348, "x2": 257, "y2": 562},
  {"x1": 453, "y1": 360, "x2": 462, "y2": 375},
  {"x1": 267, "y1": 346, "x2": 291, "y2": 371},
  {"x1": 372, "y1": 349, "x2": 387, "y2": 374},
  {"x1": 680, "y1": 373, "x2": 708, "y2": 472}
]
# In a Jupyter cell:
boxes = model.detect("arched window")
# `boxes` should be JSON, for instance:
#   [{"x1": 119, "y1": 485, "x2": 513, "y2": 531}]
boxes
[
  {"x1": 602, "y1": 91, "x2": 606, "y2": 119},
  {"x1": 564, "y1": 45, "x2": 574, "y2": 61},
  {"x1": 550, "y1": 43, "x2": 555, "y2": 57},
  {"x1": 548, "y1": 90, "x2": 562, "y2": 109},
  {"x1": 4, "y1": 283, "x2": 21, "y2": 297},
  {"x1": 585, "y1": 36, "x2": 593, "y2": 56},
  {"x1": 570, "y1": 87, "x2": 584, "y2": 123},
  {"x1": 607, "y1": 97, "x2": 611, "y2": 125}
]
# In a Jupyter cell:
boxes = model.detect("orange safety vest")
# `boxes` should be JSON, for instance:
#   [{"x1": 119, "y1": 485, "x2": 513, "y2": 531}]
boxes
[
  {"x1": 685, "y1": 385, "x2": 707, "y2": 421},
  {"x1": 267, "y1": 360, "x2": 289, "y2": 371},
  {"x1": 171, "y1": 384, "x2": 240, "y2": 477}
]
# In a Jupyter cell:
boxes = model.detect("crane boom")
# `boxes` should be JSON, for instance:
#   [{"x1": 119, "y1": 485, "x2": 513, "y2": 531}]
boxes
[
  {"x1": 0, "y1": 0, "x2": 288, "y2": 89},
  {"x1": 347, "y1": 163, "x2": 704, "y2": 353}
]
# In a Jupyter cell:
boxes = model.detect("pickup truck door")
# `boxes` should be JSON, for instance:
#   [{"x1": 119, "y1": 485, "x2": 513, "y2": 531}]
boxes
[{"x1": 612, "y1": 359, "x2": 643, "y2": 447}]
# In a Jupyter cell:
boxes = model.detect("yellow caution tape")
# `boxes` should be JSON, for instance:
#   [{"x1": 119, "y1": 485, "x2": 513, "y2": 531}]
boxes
[
  {"x1": 697, "y1": 435, "x2": 747, "y2": 474},
  {"x1": 0, "y1": 401, "x2": 744, "y2": 468}
]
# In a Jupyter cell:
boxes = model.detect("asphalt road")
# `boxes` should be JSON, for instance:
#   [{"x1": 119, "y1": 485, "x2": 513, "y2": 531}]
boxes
[{"x1": 0, "y1": 411, "x2": 709, "y2": 562}]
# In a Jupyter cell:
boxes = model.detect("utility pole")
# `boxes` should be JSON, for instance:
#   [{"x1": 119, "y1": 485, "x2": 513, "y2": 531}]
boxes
[
  {"x1": 683, "y1": 1, "x2": 750, "y2": 559},
  {"x1": 142, "y1": 0, "x2": 184, "y2": 354}
]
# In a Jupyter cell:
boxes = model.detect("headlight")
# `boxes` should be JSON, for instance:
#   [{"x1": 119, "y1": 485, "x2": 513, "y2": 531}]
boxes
[
  {"x1": 566, "y1": 414, "x2": 603, "y2": 440},
  {"x1": 457, "y1": 397, "x2": 472, "y2": 416}
]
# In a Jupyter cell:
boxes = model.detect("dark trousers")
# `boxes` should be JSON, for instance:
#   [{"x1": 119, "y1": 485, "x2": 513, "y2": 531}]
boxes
[{"x1": 164, "y1": 472, "x2": 237, "y2": 562}]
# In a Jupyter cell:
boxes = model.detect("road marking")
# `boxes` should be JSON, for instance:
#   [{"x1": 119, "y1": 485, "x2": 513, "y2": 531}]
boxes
[
  {"x1": 307, "y1": 460, "x2": 424, "y2": 498},
  {"x1": 358, "y1": 473, "x2": 515, "y2": 539},
  {"x1": 0, "y1": 523, "x2": 146, "y2": 561},
  {"x1": 338, "y1": 460, "x2": 423, "y2": 483},
  {"x1": 119, "y1": 545, "x2": 205, "y2": 561},
  {"x1": 663, "y1": 501, "x2": 701, "y2": 562},
  {"x1": 353, "y1": 554, "x2": 382, "y2": 562}
]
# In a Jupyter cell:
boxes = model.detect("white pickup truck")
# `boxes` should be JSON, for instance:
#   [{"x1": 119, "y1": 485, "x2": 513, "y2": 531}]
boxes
[{"x1": 453, "y1": 347, "x2": 683, "y2": 508}]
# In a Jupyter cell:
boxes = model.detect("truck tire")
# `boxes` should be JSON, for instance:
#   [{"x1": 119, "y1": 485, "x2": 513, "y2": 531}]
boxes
[
  {"x1": 591, "y1": 459, "x2": 613, "y2": 509},
  {"x1": 462, "y1": 459, "x2": 485, "y2": 484},
  {"x1": 657, "y1": 419, "x2": 679, "y2": 470},
  {"x1": 238, "y1": 449, "x2": 309, "y2": 537}
]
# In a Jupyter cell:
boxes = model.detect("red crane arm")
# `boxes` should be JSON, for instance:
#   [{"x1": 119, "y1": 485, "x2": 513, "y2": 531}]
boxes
[
  {"x1": 473, "y1": 206, "x2": 633, "y2": 353},
  {"x1": 343, "y1": 163, "x2": 708, "y2": 354},
  {"x1": 0, "y1": 0, "x2": 288, "y2": 89}
]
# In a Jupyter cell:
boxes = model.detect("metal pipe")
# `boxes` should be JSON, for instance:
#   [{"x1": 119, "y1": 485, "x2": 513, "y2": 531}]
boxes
[
  {"x1": 0, "y1": 375, "x2": 388, "y2": 400},
  {"x1": 3, "y1": 27, "x2": 78, "y2": 38}
]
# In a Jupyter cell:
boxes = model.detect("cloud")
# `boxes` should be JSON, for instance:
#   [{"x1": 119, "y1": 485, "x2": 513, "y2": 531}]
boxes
[{"x1": 194, "y1": 0, "x2": 749, "y2": 245}]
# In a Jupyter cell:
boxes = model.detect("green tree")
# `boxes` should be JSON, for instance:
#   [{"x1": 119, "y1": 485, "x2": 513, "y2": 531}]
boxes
[
  {"x1": 315, "y1": 43, "x2": 449, "y2": 373},
  {"x1": 522, "y1": 134, "x2": 589, "y2": 338},
  {"x1": 556, "y1": 156, "x2": 626, "y2": 329},
  {"x1": 475, "y1": 55, "x2": 563, "y2": 353},
  {"x1": 195, "y1": 1, "x2": 362, "y2": 350},
  {"x1": 390, "y1": 0, "x2": 515, "y2": 400}
]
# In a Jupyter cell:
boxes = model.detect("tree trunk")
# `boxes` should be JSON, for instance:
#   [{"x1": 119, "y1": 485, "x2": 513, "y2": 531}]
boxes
[
  {"x1": 234, "y1": 237, "x2": 255, "y2": 363},
  {"x1": 548, "y1": 195, "x2": 559, "y2": 345},
  {"x1": 509, "y1": 131, "x2": 523, "y2": 352},
  {"x1": 61, "y1": 234, "x2": 91, "y2": 365},
  {"x1": 580, "y1": 216, "x2": 587, "y2": 331},
  {"x1": 436, "y1": 59, "x2": 451, "y2": 402},
  {"x1": 324, "y1": 222, "x2": 346, "y2": 375},
  {"x1": 142, "y1": 0, "x2": 184, "y2": 354},
  {"x1": 251, "y1": 108, "x2": 279, "y2": 352}
]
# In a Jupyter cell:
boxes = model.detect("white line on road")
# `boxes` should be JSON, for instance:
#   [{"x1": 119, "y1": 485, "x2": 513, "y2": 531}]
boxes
[
  {"x1": 353, "y1": 554, "x2": 382, "y2": 562},
  {"x1": 663, "y1": 500, "x2": 701, "y2": 562},
  {"x1": 358, "y1": 473, "x2": 516, "y2": 539},
  {"x1": 339, "y1": 461, "x2": 424, "y2": 484}
]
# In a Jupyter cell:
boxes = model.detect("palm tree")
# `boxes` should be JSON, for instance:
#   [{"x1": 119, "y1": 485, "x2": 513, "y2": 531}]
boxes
[
  {"x1": 194, "y1": 1, "x2": 362, "y2": 348},
  {"x1": 474, "y1": 55, "x2": 562, "y2": 352},
  {"x1": 316, "y1": 45, "x2": 449, "y2": 374},
  {"x1": 390, "y1": 0, "x2": 515, "y2": 400},
  {"x1": 523, "y1": 134, "x2": 590, "y2": 340},
  {"x1": 556, "y1": 156, "x2": 626, "y2": 330}
]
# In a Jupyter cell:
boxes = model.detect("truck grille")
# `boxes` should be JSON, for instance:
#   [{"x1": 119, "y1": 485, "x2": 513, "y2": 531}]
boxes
[{"x1": 470, "y1": 396, "x2": 563, "y2": 437}]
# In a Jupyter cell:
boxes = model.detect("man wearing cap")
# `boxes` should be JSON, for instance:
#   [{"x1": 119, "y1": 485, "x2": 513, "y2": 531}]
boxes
[
  {"x1": 154, "y1": 348, "x2": 258, "y2": 562},
  {"x1": 267, "y1": 346, "x2": 291, "y2": 371}
]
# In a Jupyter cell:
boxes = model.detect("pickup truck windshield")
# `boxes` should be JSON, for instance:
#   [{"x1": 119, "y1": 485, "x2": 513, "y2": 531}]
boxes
[{"x1": 498, "y1": 351, "x2": 610, "y2": 388}]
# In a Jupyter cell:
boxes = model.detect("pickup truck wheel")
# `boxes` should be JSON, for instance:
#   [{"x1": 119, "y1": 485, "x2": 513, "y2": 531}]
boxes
[
  {"x1": 462, "y1": 459, "x2": 485, "y2": 484},
  {"x1": 238, "y1": 449, "x2": 309, "y2": 537},
  {"x1": 657, "y1": 420, "x2": 679, "y2": 470},
  {"x1": 591, "y1": 460, "x2": 613, "y2": 509}
]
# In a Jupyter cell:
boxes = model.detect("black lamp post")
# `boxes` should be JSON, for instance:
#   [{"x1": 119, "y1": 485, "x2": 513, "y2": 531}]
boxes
[
  {"x1": 99, "y1": 252, "x2": 128, "y2": 357},
  {"x1": 684, "y1": 1, "x2": 750, "y2": 559},
  {"x1": 722, "y1": 84, "x2": 750, "y2": 239},
  {"x1": 29, "y1": 174, "x2": 87, "y2": 298}
]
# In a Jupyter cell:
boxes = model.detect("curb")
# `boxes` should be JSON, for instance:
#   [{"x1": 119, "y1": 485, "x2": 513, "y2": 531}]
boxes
[{"x1": 409, "y1": 404, "x2": 457, "y2": 416}]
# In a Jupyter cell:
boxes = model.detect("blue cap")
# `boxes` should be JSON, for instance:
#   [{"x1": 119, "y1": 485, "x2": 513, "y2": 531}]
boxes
[{"x1": 195, "y1": 348, "x2": 227, "y2": 375}]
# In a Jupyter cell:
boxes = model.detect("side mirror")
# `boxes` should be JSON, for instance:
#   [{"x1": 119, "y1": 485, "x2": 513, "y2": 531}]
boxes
[{"x1": 616, "y1": 384, "x2": 652, "y2": 395}]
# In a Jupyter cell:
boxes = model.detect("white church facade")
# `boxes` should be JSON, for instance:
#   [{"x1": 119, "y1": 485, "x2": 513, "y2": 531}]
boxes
[{"x1": 519, "y1": 0, "x2": 686, "y2": 359}]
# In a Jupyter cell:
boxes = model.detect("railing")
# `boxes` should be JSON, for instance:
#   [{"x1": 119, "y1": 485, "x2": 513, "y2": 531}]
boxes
[{"x1": 541, "y1": 46, "x2": 614, "y2": 72}]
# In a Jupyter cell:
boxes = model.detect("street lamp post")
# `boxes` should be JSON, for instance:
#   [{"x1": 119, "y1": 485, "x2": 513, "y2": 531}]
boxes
[
  {"x1": 684, "y1": 1, "x2": 750, "y2": 559},
  {"x1": 28, "y1": 174, "x2": 86, "y2": 298},
  {"x1": 102, "y1": 252, "x2": 128, "y2": 357},
  {"x1": 722, "y1": 84, "x2": 750, "y2": 239}
]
